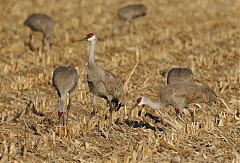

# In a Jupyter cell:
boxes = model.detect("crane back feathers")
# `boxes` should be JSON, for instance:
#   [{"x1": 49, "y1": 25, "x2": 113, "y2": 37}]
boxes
[
  {"x1": 53, "y1": 66, "x2": 79, "y2": 97},
  {"x1": 158, "y1": 82, "x2": 217, "y2": 109}
]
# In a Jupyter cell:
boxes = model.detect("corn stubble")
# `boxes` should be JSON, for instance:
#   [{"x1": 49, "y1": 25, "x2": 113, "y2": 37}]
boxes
[{"x1": 0, "y1": 0, "x2": 239, "y2": 162}]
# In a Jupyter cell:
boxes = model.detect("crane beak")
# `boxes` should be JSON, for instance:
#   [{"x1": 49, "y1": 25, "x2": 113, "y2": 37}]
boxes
[
  {"x1": 128, "y1": 103, "x2": 138, "y2": 118},
  {"x1": 80, "y1": 36, "x2": 88, "y2": 41},
  {"x1": 71, "y1": 36, "x2": 88, "y2": 42}
]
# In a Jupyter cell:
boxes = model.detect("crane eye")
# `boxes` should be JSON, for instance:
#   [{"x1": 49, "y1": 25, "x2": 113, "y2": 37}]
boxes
[
  {"x1": 87, "y1": 33, "x2": 94, "y2": 38},
  {"x1": 137, "y1": 97, "x2": 142, "y2": 103}
]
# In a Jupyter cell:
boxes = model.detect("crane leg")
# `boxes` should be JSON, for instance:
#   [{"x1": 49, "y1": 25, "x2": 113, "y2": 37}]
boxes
[
  {"x1": 42, "y1": 36, "x2": 50, "y2": 50},
  {"x1": 109, "y1": 102, "x2": 114, "y2": 125},
  {"x1": 91, "y1": 95, "x2": 99, "y2": 117},
  {"x1": 29, "y1": 32, "x2": 33, "y2": 43},
  {"x1": 107, "y1": 96, "x2": 114, "y2": 125},
  {"x1": 189, "y1": 110, "x2": 194, "y2": 122},
  {"x1": 27, "y1": 32, "x2": 35, "y2": 51}
]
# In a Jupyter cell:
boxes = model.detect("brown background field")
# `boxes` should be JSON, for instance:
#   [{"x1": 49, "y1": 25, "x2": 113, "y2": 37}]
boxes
[{"x1": 0, "y1": 0, "x2": 240, "y2": 162}]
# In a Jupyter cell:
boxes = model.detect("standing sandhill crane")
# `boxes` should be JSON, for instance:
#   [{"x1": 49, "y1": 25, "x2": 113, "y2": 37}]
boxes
[
  {"x1": 130, "y1": 82, "x2": 217, "y2": 122},
  {"x1": 113, "y1": 4, "x2": 147, "y2": 35},
  {"x1": 82, "y1": 33, "x2": 124, "y2": 123},
  {"x1": 53, "y1": 66, "x2": 79, "y2": 125},
  {"x1": 166, "y1": 68, "x2": 193, "y2": 84},
  {"x1": 24, "y1": 13, "x2": 55, "y2": 49}
]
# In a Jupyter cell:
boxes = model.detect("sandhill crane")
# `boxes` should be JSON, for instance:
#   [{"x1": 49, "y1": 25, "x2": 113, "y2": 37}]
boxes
[
  {"x1": 113, "y1": 4, "x2": 147, "y2": 35},
  {"x1": 166, "y1": 68, "x2": 193, "y2": 84},
  {"x1": 52, "y1": 66, "x2": 79, "y2": 125},
  {"x1": 82, "y1": 33, "x2": 124, "y2": 124},
  {"x1": 118, "y1": 4, "x2": 147, "y2": 21},
  {"x1": 130, "y1": 82, "x2": 217, "y2": 122},
  {"x1": 24, "y1": 13, "x2": 55, "y2": 49}
]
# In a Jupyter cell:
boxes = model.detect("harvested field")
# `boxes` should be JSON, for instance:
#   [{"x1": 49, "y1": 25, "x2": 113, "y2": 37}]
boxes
[{"x1": 0, "y1": 0, "x2": 240, "y2": 162}]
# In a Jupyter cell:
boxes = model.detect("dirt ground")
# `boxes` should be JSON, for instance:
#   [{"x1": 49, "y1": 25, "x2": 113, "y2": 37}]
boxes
[{"x1": 0, "y1": 0, "x2": 239, "y2": 162}]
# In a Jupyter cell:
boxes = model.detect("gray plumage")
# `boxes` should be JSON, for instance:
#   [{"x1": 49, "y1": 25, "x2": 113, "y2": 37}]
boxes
[
  {"x1": 87, "y1": 64, "x2": 124, "y2": 108},
  {"x1": 157, "y1": 83, "x2": 217, "y2": 111},
  {"x1": 118, "y1": 4, "x2": 147, "y2": 21},
  {"x1": 166, "y1": 68, "x2": 193, "y2": 84},
  {"x1": 24, "y1": 13, "x2": 55, "y2": 46},
  {"x1": 113, "y1": 4, "x2": 147, "y2": 35},
  {"x1": 83, "y1": 33, "x2": 124, "y2": 123},
  {"x1": 52, "y1": 66, "x2": 79, "y2": 125},
  {"x1": 132, "y1": 82, "x2": 217, "y2": 121}
]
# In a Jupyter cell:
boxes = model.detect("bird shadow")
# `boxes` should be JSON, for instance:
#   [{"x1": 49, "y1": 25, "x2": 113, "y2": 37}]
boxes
[
  {"x1": 13, "y1": 100, "x2": 45, "y2": 122},
  {"x1": 121, "y1": 112, "x2": 164, "y2": 132}
]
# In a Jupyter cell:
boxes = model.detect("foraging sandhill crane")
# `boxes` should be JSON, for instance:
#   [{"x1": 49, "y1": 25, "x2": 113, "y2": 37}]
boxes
[
  {"x1": 118, "y1": 4, "x2": 147, "y2": 21},
  {"x1": 166, "y1": 68, "x2": 193, "y2": 84},
  {"x1": 24, "y1": 13, "x2": 55, "y2": 48},
  {"x1": 113, "y1": 4, "x2": 147, "y2": 35},
  {"x1": 52, "y1": 66, "x2": 79, "y2": 125},
  {"x1": 82, "y1": 33, "x2": 124, "y2": 123},
  {"x1": 130, "y1": 82, "x2": 217, "y2": 122}
]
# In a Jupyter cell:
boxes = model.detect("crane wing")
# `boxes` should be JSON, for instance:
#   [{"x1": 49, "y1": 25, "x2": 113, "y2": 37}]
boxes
[{"x1": 102, "y1": 71, "x2": 118, "y2": 95}]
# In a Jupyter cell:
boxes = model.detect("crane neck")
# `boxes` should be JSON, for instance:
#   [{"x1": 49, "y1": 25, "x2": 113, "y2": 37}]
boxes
[
  {"x1": 89, "y1": 39, "x2": 97, "y2": 66},
  {"x1": 145, "y1": 97, "x2": 161, "y2": 110}
]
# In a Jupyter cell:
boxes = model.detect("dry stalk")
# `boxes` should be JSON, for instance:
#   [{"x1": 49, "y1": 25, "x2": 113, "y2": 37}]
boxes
[{"x1": 123, "y1": 62, "x2": 138, "y2": 92}]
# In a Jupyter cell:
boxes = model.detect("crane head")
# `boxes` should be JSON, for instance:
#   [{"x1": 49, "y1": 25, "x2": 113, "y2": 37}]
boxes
[
  {"x1": 44, "y1": 34, "x2": 54, "y2": 45},
  {"x1": 136, "y1": 96, "x2": 146, "y2": 106},
  {"x1": 128, "y1": 96, "x2": 146, "y2": 118},
  {"x1": 73, "y1": 33, "x2": 97, "y2": 42},
  {"x1": 81, "y1": 33, "x2": 97, "y2": 41}
]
